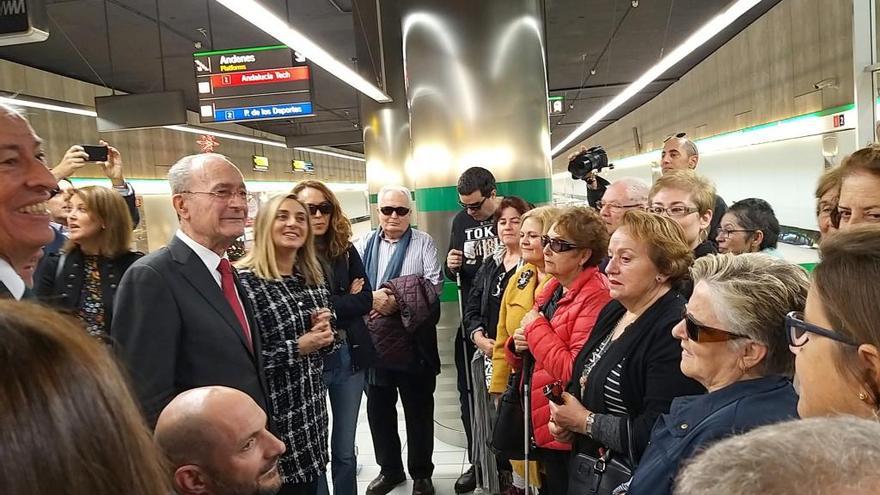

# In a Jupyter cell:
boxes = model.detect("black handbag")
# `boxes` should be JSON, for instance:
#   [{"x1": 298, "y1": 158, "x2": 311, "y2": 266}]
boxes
[
  {"x1": 567, "y1": 420, "x2": 636, "y2": 495},
  {"x1": 490, "y1": 369, "x2": 526, "y2": 460}
]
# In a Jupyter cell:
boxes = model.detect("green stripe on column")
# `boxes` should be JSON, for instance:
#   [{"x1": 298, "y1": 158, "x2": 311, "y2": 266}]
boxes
[
  {"x1": 799, "y1": 262, "x2": 817, "y2": 272},
  {"x1": 370, "y1": 191, "x2": 416, "y2": 204},
  {"x1": 440, "y1": 280, "x2": 460, "y2": 302},
  {"x1": 416, "y1": 177, "x2": 552, "y2": 212}
]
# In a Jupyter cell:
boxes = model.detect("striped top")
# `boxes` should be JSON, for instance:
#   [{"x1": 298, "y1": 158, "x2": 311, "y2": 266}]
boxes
[
  {"x1": 603, "y1": 361, "x2": 628, "y2": 416},
  {"x1": 354, "y1": 228, "x2": 443, "y2": 287}
]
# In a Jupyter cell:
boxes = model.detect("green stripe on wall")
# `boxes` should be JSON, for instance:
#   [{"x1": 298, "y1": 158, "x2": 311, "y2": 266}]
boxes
[
  {"x1": 416, "y1": 177, "x2": 552, "y2": 212},
  {"x1": 369, "y1": 191, "x2": 416, "y2": 204},
  {"x1": 440, "y1": 281, "x2": 459, "y2": 303},
  {"x1": 799, "y1": 262, "x2": 817, "y2": 273}
]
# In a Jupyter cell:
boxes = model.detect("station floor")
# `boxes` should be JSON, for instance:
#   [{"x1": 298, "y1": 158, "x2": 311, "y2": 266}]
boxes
[{"x1": 326, "y1": 395, "x2": 468, "y2": 495}]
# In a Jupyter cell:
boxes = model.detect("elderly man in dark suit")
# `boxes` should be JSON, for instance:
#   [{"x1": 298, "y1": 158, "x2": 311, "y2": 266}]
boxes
[
  {"x1": 112, "y1": 153, "x2": 267, "y2": 426},
  {"x1": 0, "y1": 104, "x2": 57, "y2": 300}
]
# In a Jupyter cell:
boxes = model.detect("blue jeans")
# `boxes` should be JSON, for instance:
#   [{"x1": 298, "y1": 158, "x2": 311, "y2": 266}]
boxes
[{"x1": 317, "y1": 345, "x2": 364, "y2": 495}]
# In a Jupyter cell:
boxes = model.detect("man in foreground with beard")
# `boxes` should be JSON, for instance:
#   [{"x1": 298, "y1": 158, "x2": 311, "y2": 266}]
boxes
[{"x1": 155, "y1": 386, "x2": 286, "y2": 495}]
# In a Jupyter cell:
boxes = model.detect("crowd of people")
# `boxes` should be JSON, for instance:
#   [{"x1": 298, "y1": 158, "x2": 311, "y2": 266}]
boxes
[{"x1": 3, "y1": 98, "x2": 880, "y2": 495}]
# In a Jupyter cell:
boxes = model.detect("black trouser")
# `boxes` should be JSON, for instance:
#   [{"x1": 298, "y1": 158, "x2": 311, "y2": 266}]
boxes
[
  {"x1": 277, "y1": 478, "x2": 319, "y2": 495},
  {"x1": 366, "y1": 371, "x2": 437, "y2": 479},
  {"x1": 455, "y1": 330, "x2": 476, "y2": 463}
]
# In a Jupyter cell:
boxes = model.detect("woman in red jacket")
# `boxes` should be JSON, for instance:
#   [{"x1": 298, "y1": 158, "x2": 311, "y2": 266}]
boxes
[{"x1": 507, "y1": 206, "x2": 611, "y2": 495}]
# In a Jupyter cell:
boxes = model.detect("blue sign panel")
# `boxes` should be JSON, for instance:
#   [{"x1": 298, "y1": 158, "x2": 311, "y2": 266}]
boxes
[{"x1": 214, "y1": 102, "x2": 313, "y2": 122}]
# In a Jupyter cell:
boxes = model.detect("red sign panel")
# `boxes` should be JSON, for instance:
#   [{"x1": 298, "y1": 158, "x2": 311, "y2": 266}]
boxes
[{"x1": 210, "y1": 66, "x2": 310, "y2": 89}]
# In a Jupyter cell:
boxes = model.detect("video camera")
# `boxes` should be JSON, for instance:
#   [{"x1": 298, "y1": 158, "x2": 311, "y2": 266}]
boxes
[{"x1": 568, "y1": 146, "x2": 614, "y2": 181}]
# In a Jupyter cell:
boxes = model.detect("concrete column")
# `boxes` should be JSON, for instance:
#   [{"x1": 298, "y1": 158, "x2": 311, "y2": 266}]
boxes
[
  {"x1": 853, "y1": 0, "x2": 877, "y2": 146},
  {"x1": 354, "y1": 0, "x2": 552, "y2": 447}
]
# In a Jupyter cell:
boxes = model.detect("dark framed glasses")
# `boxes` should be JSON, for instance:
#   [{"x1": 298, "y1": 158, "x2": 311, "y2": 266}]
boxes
[
  {"x1": 306, "y1": 202, "x2": 334, "y2": 216},
  {"x1": 716, "y1": 228, "x2": 757, "y2": 240},
  {"x1": 379, "y1": 206, "x2": 411, "y2": 217},
  {"x1": 540, "y1": 235, "x2": 580, "y2": 253},
  {"x1": 683, "y1": 311, "x2": 747, "y2": 343},
  {"x1": 785, "y1": 311, "x2": 858, "y2": 349},
  {"x1": 458, "y1": 197, "x2": 488, "y2": 211}
]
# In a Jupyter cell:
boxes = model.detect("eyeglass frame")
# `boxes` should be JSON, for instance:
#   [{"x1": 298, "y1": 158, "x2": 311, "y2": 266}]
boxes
[
  {"x1": 595, "y1": 200, "x2": 644, "y2": 211},
  {"x1": 716, "y1": 228, "x2": 758, "y2": 240},
  {"x1": 306, "y1": 202, "x2": 334, "y2": 216},
  {"x1": 683, "y1": 310, "x2": 748, "y2": 343},
  {"x1": 647, "y1": 205, "x2": 700, "y2": 218},
  {"x1": 663, "y1": 132, "x2": 687, "y2": 143},
  {"x1": 180, "y1": 189, "x2": 248, "y2": 201},
  {"x1": 540, "y1": 235, "x2": 581, "y2": 253},
  {"x1": 785, "y1": 311, "x2": 858, "y2": 348},
  {"x1": 378, "y1": 206, "x2": 411, "y2": 217},
  {"x1": 458, "y1": 196, "x2": 488, "y2": 211}
]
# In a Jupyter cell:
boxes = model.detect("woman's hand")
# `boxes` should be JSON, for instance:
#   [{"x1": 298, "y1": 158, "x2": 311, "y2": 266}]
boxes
[
  {"x1": 512, "y1": 326, "x2": 529, "y2": 353},
  {"x1": 549, "y1": 392, "x2": 591, "y2": 435},
  {"x1": 297, "y1": 309, "x2": 334, "y2": 355},
  {"x1": 520, "y1": 308, "x2": 541, "y2": 329},
  {"x1": 548, "y1": 417, "x2": 576, "y2": 444},
  {"x1": 474, "y1": 330, "x2": 496, "y2": 357},
  {"x1": 349, "y1": 277, "x2": 364, "y2": 294}
]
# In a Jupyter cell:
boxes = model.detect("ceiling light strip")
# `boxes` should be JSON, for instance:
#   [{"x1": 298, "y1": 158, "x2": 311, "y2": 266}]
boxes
[
  {"x1": 214, "y1": 0, "x2": 392, "y2": 103},
  {"x1": 0, "y1": 95, "x2": 97, "y2": 117},
  {"x1": 551, "y1": 0, "x2": 763, "y2": 157},
  {"x1": 163, "y1": 124, "x2": 286, "y2": 148},
  {"x1": 294, "y1": 146, "x2": 366, "y2": 162}
]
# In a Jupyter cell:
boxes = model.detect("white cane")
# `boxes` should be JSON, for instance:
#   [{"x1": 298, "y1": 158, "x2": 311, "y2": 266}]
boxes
[
  {"x1": 523, "y1": 355, "x2": 532, "y2": 495},
  {"x1": 454, "y1": 272, "x2": 485, "y2": 494}
]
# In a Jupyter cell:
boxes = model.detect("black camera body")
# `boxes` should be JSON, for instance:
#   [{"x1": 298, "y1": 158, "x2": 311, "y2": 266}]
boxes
[{"x1": 568, "y1": 146, "x2": 613, "y2": 180}]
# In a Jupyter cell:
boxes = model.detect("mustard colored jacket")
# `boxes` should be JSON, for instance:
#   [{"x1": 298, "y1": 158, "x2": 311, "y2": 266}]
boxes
[{"x1": 489, "y1": 262, "x2": 551, "y2": 394}]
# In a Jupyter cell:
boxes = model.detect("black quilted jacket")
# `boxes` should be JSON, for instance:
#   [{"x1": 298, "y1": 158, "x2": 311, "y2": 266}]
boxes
[{"x1": 366, "y1": 274, "x2": 441, "y2": 374}]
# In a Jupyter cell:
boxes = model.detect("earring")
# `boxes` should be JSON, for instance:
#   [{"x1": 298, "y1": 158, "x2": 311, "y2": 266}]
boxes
[{"x1": 859, "y1": 391, "x2": 870, "y2": 402}]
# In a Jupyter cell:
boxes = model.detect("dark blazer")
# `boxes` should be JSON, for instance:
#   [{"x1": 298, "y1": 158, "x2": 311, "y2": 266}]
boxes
[
  {"x1": 323, "y1": 244, "x2": 375, "y2": 370},
  {"x1": 0, "y1": 281, "x2": 12, "y2": 299},
  {"x1": 568, "y1": 290, "x2": 704, "y2": 462},
  {"x1": 110, "y1": 235, "x2": 268, "y2": 426},
  {"x1": 628, "y1": 375, "x2": 798, "y2": 495},
  {"x1": 34, "y1": 247, "x2": 142, "y2": 328}
]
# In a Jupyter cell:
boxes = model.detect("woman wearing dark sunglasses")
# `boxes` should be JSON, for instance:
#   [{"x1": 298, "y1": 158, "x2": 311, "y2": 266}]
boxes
[
  {"x1": 292, "y1": 180, "x2": 375, "y2": 495},
  {"x1": 547, "y1": 211, "x2": 703, "y2": 493},
  {"x1": 787, "y1": 224, "x2": 880, "y2": 419},
  {"x1": 621, "y1": 253, "x2": 806, "y2": 495},
  {"x1": 507, "y1": 206, "x2": 611, "y2": 495}
]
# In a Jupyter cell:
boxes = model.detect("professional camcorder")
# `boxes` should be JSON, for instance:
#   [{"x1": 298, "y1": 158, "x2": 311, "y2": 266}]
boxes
[{"x1": 568, "y1": 146, "x2": 614, "y2": 181}]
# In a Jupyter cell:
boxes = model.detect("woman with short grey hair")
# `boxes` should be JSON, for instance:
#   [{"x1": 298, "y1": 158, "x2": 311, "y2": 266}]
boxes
[{"x1": 622, "y1": 253, "x2": 807, "y2": 495}]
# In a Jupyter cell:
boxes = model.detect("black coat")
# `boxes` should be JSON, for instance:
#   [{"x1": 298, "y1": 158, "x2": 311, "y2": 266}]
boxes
[
  {"x1": 463, "y1": 254, "x2": 502, "y2": 339},
  {"x1": 34, "y1": 247, "x2": 143, "y2": 328},
  {"x1": 323, "y1": 244, "x2": 376, "y2": 370},
  {"x1": 567, "y1": 290, "x2": 704, "y2": 462},
  {"x1": 110, "y1": 235, "x2": 268, "y2": 426}
]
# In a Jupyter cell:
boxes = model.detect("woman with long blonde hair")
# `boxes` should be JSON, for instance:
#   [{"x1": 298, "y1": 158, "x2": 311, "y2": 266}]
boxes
[{"x1": 237, "y1": 193, "x2": 339, "y2": 495}]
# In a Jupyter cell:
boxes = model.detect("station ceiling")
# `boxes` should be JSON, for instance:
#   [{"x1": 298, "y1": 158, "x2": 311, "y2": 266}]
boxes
[{"x1": 0, "y1": 0, "x2": 780, "y2": 154}]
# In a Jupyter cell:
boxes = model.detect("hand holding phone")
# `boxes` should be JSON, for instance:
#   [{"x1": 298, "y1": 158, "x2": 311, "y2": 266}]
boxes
[
  {"x1": 543, "y1": 381, "x2": 564, "y2": 405},
  {"x1": 81, "y1": 144, "x2": 109, "y2": 162}
]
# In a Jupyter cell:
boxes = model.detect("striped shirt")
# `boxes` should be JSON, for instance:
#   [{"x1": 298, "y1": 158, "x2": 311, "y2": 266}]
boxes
[
  {"x1": 603, "y1": 361, "x2": 628, "y2": 416},
  {"x1": 355, "y1": 228, "x2": 443, "y2": 287}
]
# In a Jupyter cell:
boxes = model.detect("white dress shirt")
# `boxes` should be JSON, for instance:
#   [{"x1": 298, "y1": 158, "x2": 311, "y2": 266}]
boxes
[
  {"x1": 175, "y1": 230, "x2": 224, "y2": 287},
  {"x1": 0, "y1": 257, "x2": 25, "y2": 300}
]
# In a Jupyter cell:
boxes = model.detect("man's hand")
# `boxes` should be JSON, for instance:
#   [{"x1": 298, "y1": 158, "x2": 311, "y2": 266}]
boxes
[
  {"x1": 473, "y1": 330, "x2": 496, "y2": 357},
  {"x1": 98, "y1": 140, "x2": 125, "y2": 187},
  {"x1": 369, "y1": 288, "x2": 398, "y2": 318},
  {"x1": 446, "y1": 249, "x2": 463, "y2": 272},
  {"x1": 51, "y1": 145, "x2": 89, "y2": 180}
]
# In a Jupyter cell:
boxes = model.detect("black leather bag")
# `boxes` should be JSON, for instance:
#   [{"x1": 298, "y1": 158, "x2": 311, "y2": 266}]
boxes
[
  {"x1": 567, "y1": 420, "x2": 635, "y2": 495},
  {"x1": 490, "y1": 369, "x2": 526, "y2": 460}
]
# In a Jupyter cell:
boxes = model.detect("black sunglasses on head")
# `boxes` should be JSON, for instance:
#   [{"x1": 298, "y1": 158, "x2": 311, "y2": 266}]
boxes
[
  {"x1": 663, "y1": 132, "x2": 687, "y2": 143},
  {"x1": 458, "y1": 197, "x2": 488, "y2": 211},
  {"x1": 683, "y1": 310, "x2": 747, "y2": 343},
  {"x1": 306, "y1": 202, "x2": 334, "y2": 216},
  {"x1": 540, "y1": 235, "x2": 580, "y2": 253},
  {"x1": 379, "y1": 206, "x2": 411, "y2": 216}
]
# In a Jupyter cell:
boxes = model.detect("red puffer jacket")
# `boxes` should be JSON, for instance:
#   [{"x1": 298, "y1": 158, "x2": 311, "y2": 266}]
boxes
[{"x1": 506, "y1": 266, "x2": 610, "y2": 450}]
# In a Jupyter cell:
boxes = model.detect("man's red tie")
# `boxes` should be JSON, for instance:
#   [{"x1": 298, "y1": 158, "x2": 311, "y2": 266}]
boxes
[{"x1": 218, "y1": 258, "x2": 253, "y2": 353}]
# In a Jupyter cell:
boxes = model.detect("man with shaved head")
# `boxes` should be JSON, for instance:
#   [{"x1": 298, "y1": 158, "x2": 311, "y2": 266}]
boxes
[
  {"x1": 156, "y1": 386, "x2": 286, "y2": 495},
  {"x1": 112, "y1": 153, "x2": 268, "y2": 426},
  {"x1": 0, "y1": 104, "x2": 57, "y2": 299}
]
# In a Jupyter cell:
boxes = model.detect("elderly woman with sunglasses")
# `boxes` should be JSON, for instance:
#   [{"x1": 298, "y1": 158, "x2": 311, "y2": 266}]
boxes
[
  {"x1": 506, "y1": 206, "x2": 611, "y2": 495},
  {"x1": 619, "y1": 253, "x2": 806, "y2": 495},
  {"x1": 787, "y1": 225, "x2": 880, "y2": 419},
  {"x1": 547, "y1": 211, "x2": 703, "y2": 491}
]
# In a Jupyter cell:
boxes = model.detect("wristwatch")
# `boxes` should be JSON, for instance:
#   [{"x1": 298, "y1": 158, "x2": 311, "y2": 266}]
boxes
[{"x1": 584, "y1": 412, "x2": 595, "y2": 436}]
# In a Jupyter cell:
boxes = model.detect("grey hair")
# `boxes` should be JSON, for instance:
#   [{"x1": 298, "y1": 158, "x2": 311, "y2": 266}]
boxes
[
  {"x1": 681, "y1": 137, "x2": 698, "y2": 158},
  {"x1": 613, "y1": 177, "x2": 649, "y2": 204},
  {"x1": 690, "y1": 253, "x2": 809, "y2": 377},
  {"x1": 674, "y1": 417, "x2": 880, "y2": 495},
  {"x1": 377, "y1": 185, "x2": 412, "y2": 207},
  {"x1": 0, "y1": 102, "x2": 25, "y2": 119},
  {"x1": 167, "y1": 153, "x2": 229, "y2": 194}
]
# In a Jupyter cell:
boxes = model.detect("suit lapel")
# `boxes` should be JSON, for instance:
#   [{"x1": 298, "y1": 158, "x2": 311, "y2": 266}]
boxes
[
  {"x1": 0, "y1": 281, "x2": 12, "y2": 300},
  {"x1": 168, "y1": 237, "x2": 254, "y2": 354}
]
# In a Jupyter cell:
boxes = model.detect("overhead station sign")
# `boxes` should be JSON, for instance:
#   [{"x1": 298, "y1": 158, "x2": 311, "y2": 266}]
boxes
[{"x1": 194, "y1": 45, "x2": 314, "y2": 124}]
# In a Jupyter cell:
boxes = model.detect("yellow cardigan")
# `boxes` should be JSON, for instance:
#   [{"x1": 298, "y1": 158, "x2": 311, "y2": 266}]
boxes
[{"x1": 490, "y1": 262, "x2": 552, "y2": 394}]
